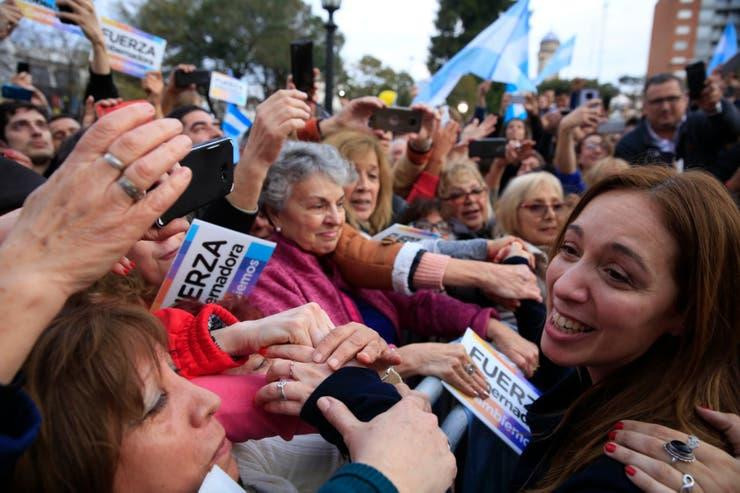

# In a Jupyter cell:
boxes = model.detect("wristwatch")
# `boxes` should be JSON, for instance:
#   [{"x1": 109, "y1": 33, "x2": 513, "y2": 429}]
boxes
[{"x1": 380, "y1": 366, "x2": 403, "y2": 385}]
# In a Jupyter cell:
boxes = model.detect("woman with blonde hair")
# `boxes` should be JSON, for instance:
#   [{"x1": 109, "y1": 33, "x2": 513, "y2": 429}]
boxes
[
  {"x1": 323, "y1": 130, "x2": 396, "y2": 236},
  {"x1": 438, "y1": 162, "x2": 494, "y2": 239},
  {"x1": 494, "y1": 171, "x2": 567, "y2": 249}
]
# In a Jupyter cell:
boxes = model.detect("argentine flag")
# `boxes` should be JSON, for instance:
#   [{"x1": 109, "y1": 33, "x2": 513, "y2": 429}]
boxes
[
  {"x1": 222, "y1": 103, "x2": 252, "y2": 164},
  {"x1": 415, "y1": 0, "x2": 535, "y2": 106},
  {"x1": 708, "y1": 23, "x2": 738, "y2": 74}
]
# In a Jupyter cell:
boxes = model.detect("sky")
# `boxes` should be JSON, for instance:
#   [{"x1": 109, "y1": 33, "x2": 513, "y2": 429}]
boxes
[
  {"x1": 305, "y1": 0, "x2": 659, "y2": 84},
  {"x1": 95, "y1": 0, "x2": 659, "y2": 85}
]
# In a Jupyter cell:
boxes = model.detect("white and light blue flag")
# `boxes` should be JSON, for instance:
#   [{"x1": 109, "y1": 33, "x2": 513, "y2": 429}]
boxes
[
  {"x1": 414, "y1": 0, "x2": 535, "y2": 106},
  {"x1": 222, "y1": 103, "x2": 252, "y2": 164},
  {"x1": 708, "y1": 22, "x2": 738, "y2": 74},
  {"x1": 534, "y1": 36, "x2": 576, "y2": 86}
]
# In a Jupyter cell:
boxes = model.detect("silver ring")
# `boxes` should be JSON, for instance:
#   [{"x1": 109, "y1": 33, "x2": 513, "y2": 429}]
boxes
[
  {"x1": 680, "y1": 473, "x2": 695, "y2": 492},
  {"x1": 464, "y1": 363, "x2": 475, "y2": 375},
  {"x1": 686, "y1": 435, "x2": 699, "y2": 451},
  {"x1": 276, "y1": 379, "x2": 288, "y2": 401},
  {"x1": 102, "y1": 152, "x2": 126, "y2": 172},
  {"x1": 664, "y1": 439, "x2": 696, "y2": 464},
  {"x1": 116, "y1": 175, "x2": 145, "y2": 202}
]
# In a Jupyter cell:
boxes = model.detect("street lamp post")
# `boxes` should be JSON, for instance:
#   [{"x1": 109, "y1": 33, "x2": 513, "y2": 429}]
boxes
[{"x1": 322, "y1": 0, "x2": 341, "y2": 114}]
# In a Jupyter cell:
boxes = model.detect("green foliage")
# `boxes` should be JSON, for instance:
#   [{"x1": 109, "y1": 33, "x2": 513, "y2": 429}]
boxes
[
  {"x1": 427, "y1": 0, "x2": 515, "y2": 73},
  {"x1": 342, "y1": 55, "x2": 415, "y2": 106},
  {"x1": 120, "y1": 0, "x2": 346, "y2": 95}
]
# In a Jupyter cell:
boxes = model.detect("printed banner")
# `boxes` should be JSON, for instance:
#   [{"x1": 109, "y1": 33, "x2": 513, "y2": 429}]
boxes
[
  {"x1": 17, "y1": 1, "x2": 167, "y2": 78},
  {"x1": 100, "y1": 17, "x2": 167, "y2": 78},
  {"x1": 371, "y1": 223, "x2": 440, "y2": 243},
  {"x1": 151, "y1": 220, "x2": 275, "y2": 311},
  {"x1": 209, "y1": 72, "x2": 248, "y2": 106},
  {"x1": 442, "y1": 329, "x2": 541, "y2": 454}
]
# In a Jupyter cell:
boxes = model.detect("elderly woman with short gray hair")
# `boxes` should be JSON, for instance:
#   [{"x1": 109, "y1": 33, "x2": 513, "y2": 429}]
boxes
[{"x1": 249, "y1": 141, "x2": 539, "y2": 410}]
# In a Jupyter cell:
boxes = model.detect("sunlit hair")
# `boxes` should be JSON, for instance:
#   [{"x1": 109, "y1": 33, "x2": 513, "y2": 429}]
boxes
[
  {"x1": 438, "y1": 162, "x2": 492, "y2": 227},
  {"x1": 14, "y1": 301, "x2": 168, "y2": 492},
  {"x1": 530, "y1": 166, "x2": 740, "y2": 492},
  {"x1": 582, "y1": 156, "x2": 630, "y2": 188},
  {"x1": 323, "y1": 130, "x2": 393, "y2": 235},
  {"x1": 261, "y1": 140, "x2": 357, "y2": 213},
  {"x1": 494, "y1": 172, "x2": 563, "y2": 243}
]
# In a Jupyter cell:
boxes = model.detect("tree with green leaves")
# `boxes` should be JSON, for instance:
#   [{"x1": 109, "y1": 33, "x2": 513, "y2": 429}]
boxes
[
  {"x1": 341, "y1": 55, "x2": 415, "y2": 106},
  {"x1": 120, "y1": 0, "x2": 345, "y2": 96}
]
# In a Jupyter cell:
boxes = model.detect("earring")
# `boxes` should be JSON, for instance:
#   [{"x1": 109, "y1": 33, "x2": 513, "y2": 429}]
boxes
[{"x1": 275, "y1": 226, "x2": 282, "y2": 232}]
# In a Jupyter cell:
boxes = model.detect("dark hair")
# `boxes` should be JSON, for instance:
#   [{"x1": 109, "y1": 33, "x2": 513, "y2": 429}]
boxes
[
  {"x1": 644, "y1": 72, "x2": 685, "y2": 93},
  {"x1": 0, "y1": 101, "x2": 49, "y2": 141},
  {"x1": 396, "y1": 197, "x2": 443, "y2": 225},
  {"x1": 44, "y1": 128, "x2": 86, "y2": 178},
  {"x1": 166, "y1": 104, "x2": 209, "y2": 122},
  {"x1": 48, "y1": 113, "x2": 78, "y2": 124}
]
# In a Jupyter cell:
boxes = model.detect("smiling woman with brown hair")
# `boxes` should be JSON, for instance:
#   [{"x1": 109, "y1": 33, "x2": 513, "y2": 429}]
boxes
[{"x1": 512, "y1": 166, "x2": 739, "y2": 492}]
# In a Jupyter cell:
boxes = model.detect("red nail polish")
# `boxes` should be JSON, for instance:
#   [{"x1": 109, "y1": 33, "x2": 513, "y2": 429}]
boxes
[
  {"x1": 613, "y1": 421, "x2": 624, "y2": 430},
  {"x1": 608, "y1": 430, "x2": 617, "y2": 441},
  {"x1": 130, "y1": 261, "x2": 136, "y2": 269},
  {"x1": 604, "y1": 442, "x2": 617, "y2": 453},
  {"x1": 625, "y1": 465, "x2": 636, "y2": 476}
]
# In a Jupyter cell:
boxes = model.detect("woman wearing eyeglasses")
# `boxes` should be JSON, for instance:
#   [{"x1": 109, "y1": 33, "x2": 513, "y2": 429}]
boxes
[
  {"x1": 438, "y1": 162, "x2": 495, "y2": 239},
  {"x1": 495, "y1": 172, "x2": 567, "y2": 250}
]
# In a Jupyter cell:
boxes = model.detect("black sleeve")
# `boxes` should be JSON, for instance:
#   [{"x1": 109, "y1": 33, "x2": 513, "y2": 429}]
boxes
[
  {"x1": 84, "y1": 68, "x2": 119, "y2": 101},
  {"x1": 196, "y1": 197, "x2": 257, "y2": 234},
  {"x1": 0, "y1": 383, "x2": 42, "y2": 484},
  {"x1": 300, "y1": 367, "x2": 401, "y2": 455},
  {"x1": 501, "y1": 256, "x2": 546, "y2": 344},
  {"x1": 0, "y1": 157, "x2": 46, "y2": 214}
]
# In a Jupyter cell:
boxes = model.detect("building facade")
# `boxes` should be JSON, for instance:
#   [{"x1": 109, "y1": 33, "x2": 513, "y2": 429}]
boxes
[
  {"x1": 537, "y1": 31, "x2": 560, "y2": 79},
  {"x1": 647, "y1": 0, "x2": 740, "y2": 76}
]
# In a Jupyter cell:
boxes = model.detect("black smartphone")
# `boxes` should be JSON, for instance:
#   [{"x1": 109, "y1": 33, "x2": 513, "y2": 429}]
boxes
[
  {"x1": 156, "y1": 137, "x2": 235, "y2": 228},
  {"x1": 57, "y1": 3, "x2": 77, "y2": 25},
  {"x1": 290, "y1": 40, "x2": 314, "y2": 94},
  {"x1": 2, "y1": 84, "x2": 34, "y2": 102},
  {"x1": 16, "y1": 62, "x2": 30, "y2": 74},
  {"x1": 468, "y1": 138, "x2": 507, "y2": 159},
  {"x1": 369, "y1": 108, "x2": 422, "y2": 134},
  {"x1": 685, "y1": 61, "x2": 706, "y2": 100},
  {"x1": 174, "y1": 69, "x2": 212, "y2": 89}
]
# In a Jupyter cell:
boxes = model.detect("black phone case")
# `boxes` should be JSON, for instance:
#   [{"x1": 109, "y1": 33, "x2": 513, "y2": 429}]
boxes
[
  {"x1": 469, "y1": 138, "x2": 507, "y2": 158},
  {"x1": 291, "y1": 40, "x2": 314, "y2": 94},
  {"x1": 368, "y1": 108, "x2": 423, "y2": 134},
  {"x1": 156, "y1": 137, "x2": 235, "y2": 227},
  {"x1": 174, "y1": 70, "x2": 212, "y2": 88},
  {"x1": 685, "y1": 62, "x2": 706, "y2": 100}
]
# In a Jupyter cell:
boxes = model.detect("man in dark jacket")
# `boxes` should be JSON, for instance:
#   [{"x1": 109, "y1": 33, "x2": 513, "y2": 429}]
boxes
[{"x1": 615, "y1": 72, "x2": 740, "y2": 181}]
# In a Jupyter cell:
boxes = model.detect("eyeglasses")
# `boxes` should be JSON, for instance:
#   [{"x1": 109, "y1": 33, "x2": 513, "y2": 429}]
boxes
[
  {"x1": 441, "y1": 187, "x2": 487, "y2": 203},
  {"x1": 646, "y1": 95, "x2": 682, "y2": 106},
  {"x1": 519, "y1": 202, "x2": 567, "y2": 217},
  {"x1": 411, "y1": 219, "x2": 452, "y2": 235}
]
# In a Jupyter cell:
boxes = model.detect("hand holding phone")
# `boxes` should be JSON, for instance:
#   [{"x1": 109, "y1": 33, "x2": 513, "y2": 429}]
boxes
[
  {"x1": 290, "y1": 40, "x2": 314, "y2": 95},
  {"x1": 369, "y1": 107, "x2": 423, "y2": 134},
  {"x1": 156, "y1": 137, "x2": 235, "y2": 227}
]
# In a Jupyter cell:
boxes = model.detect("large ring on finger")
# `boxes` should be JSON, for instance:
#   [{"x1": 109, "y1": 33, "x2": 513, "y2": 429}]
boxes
[
  {"x1": 116, "y1": 175, "x2": 145, "y2": 202},
  {"x1": 680, "y1": 473, "x2": 695, "y2": 492},
  {"x1": 276, "y1": 379, "x2": 288, "y2": 401},
  {"x1": 664, "y1": 439, "x2": 696, "y2": 464},
  {"x1": 464, "y1": 363, "x2": 475, "y2": 375},
  {"x1": 102, "y1": 152, "x2": 126, "y2": 172}
]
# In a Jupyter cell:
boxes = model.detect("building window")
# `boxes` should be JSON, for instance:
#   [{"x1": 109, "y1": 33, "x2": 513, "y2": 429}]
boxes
[
  {"x1": 677, "y1": 9, "x2": 692, "y2": 19},
  {"x1": 675, "y1": 25, "x2": 691, "y2": 35},
  {"x1": 673, "y1": 40, "x2": 689, "y2": 51},
  {"x1": 671, "y1": 56, "x2": 687, "y2": 64}
]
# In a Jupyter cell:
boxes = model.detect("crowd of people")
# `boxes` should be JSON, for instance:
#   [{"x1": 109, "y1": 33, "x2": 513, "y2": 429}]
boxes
[{"x1": 0, "y1": 1, "x2": 738, "y2": 492}]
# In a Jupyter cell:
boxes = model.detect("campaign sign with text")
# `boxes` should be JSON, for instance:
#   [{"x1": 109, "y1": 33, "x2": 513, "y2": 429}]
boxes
[
  {"x1": 442, "y1": 329, "x2": 541, "y2": 454},
  {"x1": 16, "y1": 1, "x2": 166, "y2": 78},
  {"x1": 151, "y1": 220, "x2": 275, "y2": 311},
  {"x1": 209, "y1": 72, "x2": 248, "y2": 106},
  {"x1": 100, "y1": 17, "x2": 167, "y2": 78},
  {"x1": 371, "y1": 223, "x2": 440, "y2": 243}
]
